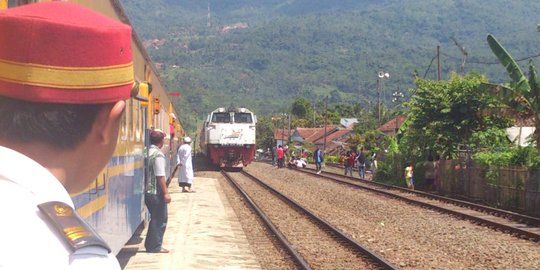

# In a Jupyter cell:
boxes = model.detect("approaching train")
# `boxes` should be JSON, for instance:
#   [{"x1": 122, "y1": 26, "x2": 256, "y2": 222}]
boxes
[
  {"x1": 200, "y1": 107, "x2": 257, "y2": 168},
  {"x1": 3, "y1": 1, "x2": 184, "y2": 254}
]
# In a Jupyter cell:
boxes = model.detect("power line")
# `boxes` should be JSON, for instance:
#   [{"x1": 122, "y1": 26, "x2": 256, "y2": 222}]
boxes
[
  {"x1": 423, "y1": 54, "x2": 437, "y2": 78},
  {"x1": 441, "y1": 51, "x2": 540, "y2": 65}
]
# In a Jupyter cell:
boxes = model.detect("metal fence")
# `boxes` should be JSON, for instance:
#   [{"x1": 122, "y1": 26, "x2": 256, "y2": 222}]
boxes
[{"x1": 438, "y1": 159, "x2": 540, "y2": 217}]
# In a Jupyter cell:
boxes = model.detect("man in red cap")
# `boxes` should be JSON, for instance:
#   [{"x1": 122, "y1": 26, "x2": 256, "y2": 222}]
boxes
[{"x1": 0, "y1": 2, "x2": 134, "y2": 269}]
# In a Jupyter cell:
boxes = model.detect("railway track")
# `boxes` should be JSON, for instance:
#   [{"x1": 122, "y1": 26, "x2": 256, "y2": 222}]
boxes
[
  {"x1": 221, "y1": 170, "x2": 399, "y2": 270},
  {"x1": 297, "y1": 167, "x2": 540, "y2": 242}
]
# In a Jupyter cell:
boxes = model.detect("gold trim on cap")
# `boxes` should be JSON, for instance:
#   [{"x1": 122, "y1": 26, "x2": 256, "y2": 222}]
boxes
[{"x1": 0, "y1": 59, "x2": 134, "y2": 89}]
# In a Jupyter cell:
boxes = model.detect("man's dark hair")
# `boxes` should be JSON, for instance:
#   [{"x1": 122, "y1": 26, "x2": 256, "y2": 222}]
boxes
[
  {"x1": 0, "y1": 96, "x2": 105, "y2": 149},
  {"x1": 150, "y1": 131, "x2": 165, "y2": 145}
]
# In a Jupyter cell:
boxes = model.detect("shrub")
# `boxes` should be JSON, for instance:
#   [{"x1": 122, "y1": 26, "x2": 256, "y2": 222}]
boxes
[{"x1": 473, "y1": 146, "x2": 540, "y2": 170}]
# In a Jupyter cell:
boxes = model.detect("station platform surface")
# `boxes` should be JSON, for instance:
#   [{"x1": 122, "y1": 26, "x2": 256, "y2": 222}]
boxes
[{"x1": 117, "y1": 176, "x2": 262, "y2": 270}]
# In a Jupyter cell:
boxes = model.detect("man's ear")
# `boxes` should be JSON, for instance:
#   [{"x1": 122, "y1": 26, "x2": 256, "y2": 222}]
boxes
[{"x1": 94, "y1": 100, "x2": 126, "y2": 145}]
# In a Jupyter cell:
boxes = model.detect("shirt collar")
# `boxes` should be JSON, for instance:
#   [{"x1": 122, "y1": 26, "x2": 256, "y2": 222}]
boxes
[{"x1": 0, "y1": 146, "x2": 74, "y2": 207}]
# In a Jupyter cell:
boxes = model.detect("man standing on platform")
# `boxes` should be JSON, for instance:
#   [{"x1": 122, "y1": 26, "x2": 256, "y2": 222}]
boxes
[
  {"x1": 0, "y1": 2, "x2": 134, "y2": 268},
  {"x1": 177, "y1": 137, "x2": 195, "y2": 192},
  {"x1": 144, "y1": 129, "x2": 171, "y2": 253}
]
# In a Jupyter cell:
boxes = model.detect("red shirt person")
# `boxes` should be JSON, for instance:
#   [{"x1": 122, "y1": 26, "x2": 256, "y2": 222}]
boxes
[{"x1": 277, "y1": 145, "x2": 284, "y2": 168}]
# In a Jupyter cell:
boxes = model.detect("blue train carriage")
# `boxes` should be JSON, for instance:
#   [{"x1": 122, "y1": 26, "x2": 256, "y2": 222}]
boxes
[{"x1": 2, "y1": 0, "x2": 184, "y2": 254}]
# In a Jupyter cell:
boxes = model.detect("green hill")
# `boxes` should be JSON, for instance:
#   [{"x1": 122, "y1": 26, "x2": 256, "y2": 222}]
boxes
[{"x1": 120, "y1": 0, "x2": 540, "y2": 131}]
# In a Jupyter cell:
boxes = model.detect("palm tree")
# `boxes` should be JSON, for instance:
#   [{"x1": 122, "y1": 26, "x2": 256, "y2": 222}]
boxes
[{"x1": 484, "y1": 34, "x2": 540, "y2": 152}]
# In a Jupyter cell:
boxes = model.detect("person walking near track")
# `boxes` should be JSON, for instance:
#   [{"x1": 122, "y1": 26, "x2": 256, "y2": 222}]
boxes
[
  {"x1": 356, "y1": 148, "x2": 367, "y2": 179},
  {"x1": 177, "y1": 137, "x2": 195, "y2": 192},
  {"x1": 405, "y1": 162, "x2": 415, "y2": 190},
  {"x1": 314, "y1": 146, "x2": 324, "y2": 174},
  {"x1": 0, "y1": 2, "x2": 134, "y2": 268},
  {"x1": 144, "y1": 129, "x2": 171, "y2": 253},
  {"x1": 346, "y1": 151, "x2": 356, "y2": 176}
]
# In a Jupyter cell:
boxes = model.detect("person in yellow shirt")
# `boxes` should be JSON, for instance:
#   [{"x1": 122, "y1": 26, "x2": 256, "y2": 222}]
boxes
[{"x1": 405, "y1": 162, "x2": 414, "y2": 190}]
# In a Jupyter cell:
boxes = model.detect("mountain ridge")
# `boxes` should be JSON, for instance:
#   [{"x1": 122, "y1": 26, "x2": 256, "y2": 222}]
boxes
[{"x1": 120, "y1": 0, "x2": 540, "y2": 132}]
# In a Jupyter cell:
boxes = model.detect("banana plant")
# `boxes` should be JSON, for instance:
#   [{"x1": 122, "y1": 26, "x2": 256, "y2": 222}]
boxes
[{"x1": 484, "y1": 34, "x2": 540, "y2": 152}]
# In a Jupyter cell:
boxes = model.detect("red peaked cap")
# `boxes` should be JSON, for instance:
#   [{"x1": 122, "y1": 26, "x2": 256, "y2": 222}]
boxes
[{"x1": 0, "y1": 2, "x2": 133, "y2": 104}]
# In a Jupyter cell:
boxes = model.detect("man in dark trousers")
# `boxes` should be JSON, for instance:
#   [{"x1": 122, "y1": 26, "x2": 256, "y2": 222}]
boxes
[
  {"x1": 314, "y1": 146, "x2": 324, "y2": 174},
  {"x1": 356, "y1": 148, "x2": 366, "y2": 178},
  {"x1": 144, "y1": 129, "x2": 171, "y2": 253}
]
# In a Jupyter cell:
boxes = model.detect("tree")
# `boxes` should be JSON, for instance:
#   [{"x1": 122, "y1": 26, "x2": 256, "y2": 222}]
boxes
[
  {"x1": 291, "y1": 97, "x2": 312, "y2": 118},
  {"x1": 402, "y1": 73, "x2": 504, "y2": 159},
  {"x1": 256, "y1": 116, "x2": 275, "y2": 151},
  {"x1": 484, "y1": 34, "x2": 540, "y2": 152}
]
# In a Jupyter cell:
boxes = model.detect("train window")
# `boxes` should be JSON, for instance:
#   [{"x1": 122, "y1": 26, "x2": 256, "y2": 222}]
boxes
[
  {"x1": 135, "y1": 100, "x2": 142, "y2": 142},
  {"x1": 129, "y1": 99, "x2": 135, "y2": 141},
  {"x1": 234, "y1": 113, "x2": 252, "y2": 123},
  {"x1": 211, "y1": 113, "x2": 230, "y2": 123}
]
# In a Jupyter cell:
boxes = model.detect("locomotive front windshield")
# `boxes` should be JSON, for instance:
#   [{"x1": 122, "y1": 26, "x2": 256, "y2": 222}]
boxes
[
  {"x1": 233, "y1": 113, "x2": 252, "y2": 123},
  {"x1": 211, "y1": 112, "x2": 230, "y2": 123}
]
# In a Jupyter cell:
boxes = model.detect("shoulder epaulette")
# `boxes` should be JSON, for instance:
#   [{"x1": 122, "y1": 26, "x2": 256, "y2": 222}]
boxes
[{"x1": 38, "y1": 201, "x2": 111, "y2": 253}]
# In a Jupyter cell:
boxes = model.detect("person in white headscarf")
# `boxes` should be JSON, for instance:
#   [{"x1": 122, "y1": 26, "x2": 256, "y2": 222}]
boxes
[{"x1": 176, "y1": 137, "x2": 194, "y2": 192}]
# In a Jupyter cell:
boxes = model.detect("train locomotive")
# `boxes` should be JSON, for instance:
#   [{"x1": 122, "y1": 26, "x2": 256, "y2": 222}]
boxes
[{"x1": 200, "y1": 107, "x2": 257, "y2": 168}]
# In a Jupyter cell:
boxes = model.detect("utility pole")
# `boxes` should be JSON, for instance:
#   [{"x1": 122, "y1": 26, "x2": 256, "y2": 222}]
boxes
[
  {"x1": 377, "y1": 77, "x2": 381, "y2": 126},
  {"x1": 323, "y1": 96, "x2": 328, "y2": 152},
  {"x1": 281, "y1": 116, "x2": 284, "y2": 147},
  {"x1": 207, "y1": 2, "x2": 211, "y2": 28},
  {"x1": 377, "y1": 71, "x2": 390, "y2": 127},
  {"x1": 287, "y1": 113, "x2": 291, "y2": 143},
  {"x1": 312, "y1": 99, "x2": 316, "y2": 127},
  {"x1": 450, "y1": 36, "x2": 468, "y2": 75},
  {"x1": 437, "y1": 45, "x2": 441, "y2": 81}
]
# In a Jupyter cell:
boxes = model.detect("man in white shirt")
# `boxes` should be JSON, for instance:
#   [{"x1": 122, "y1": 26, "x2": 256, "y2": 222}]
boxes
[
  {"x1": 144, "y1": 129, "x2": 171, "y2": 253},
  {"x1": 0, "y1": 2, "x2": 135, "y2": 269}
]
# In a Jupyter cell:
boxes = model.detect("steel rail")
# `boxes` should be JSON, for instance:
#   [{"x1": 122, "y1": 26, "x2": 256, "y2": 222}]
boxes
[
  {"x1": 239, "y1": 170, "x2": 400, "y2": 270},
  {"x1": 299, "y1": 168, "x2": 540, "y2": 242},
  {"x1": 221, "y1": 170, "x2": 313, "y2": 270},
  {"x1": 312, "y1": 166, "x2": 540, "y2": 226}
]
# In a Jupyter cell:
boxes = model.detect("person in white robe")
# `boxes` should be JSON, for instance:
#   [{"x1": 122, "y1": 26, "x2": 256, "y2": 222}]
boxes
[{"x1": 176, "y1": 137, "x2": 194, "y2": 192}]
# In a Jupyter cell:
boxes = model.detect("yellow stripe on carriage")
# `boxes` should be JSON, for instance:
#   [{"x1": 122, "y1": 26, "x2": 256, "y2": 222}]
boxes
[
  {"x1": 77, "y1": 195, "x2": 107, "y2": 219},
  {"x1": 70, "y1": 159, "x2": 144, "y2": 196}
]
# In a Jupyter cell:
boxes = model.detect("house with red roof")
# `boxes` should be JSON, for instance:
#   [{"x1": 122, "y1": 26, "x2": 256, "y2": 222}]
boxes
[
  {"x1": 274, "y1": 123, "x2": 355, "y2": 155},
  {"x1": 378, "y1": 115, "x2": 406, "y2": 136}
]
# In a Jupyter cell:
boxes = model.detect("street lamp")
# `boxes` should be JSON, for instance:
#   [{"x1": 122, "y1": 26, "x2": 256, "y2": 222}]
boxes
[
  {"x1": 377, "y1": 71, "x2": 390, "y2": 126},
  {"x1": 392, "y1": 90, "x2": 404, "y2": 135}
]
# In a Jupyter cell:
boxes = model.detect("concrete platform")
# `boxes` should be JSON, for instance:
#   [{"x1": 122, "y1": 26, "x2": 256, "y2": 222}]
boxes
[{"x1": 117, "y1": 176, "x2": 261, "y2": 270}]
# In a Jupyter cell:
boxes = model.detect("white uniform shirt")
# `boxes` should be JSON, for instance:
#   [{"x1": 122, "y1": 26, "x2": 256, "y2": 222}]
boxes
[
  {"x1": 176, "y1": 143, "x2": 193, "y2": 184},
  {"x1": 0, "y1": 146, "x2": 120, "y2": 270},
  {"x1": 153, "y1": 150, "x2": 166, "y2": 177}
]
